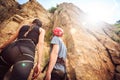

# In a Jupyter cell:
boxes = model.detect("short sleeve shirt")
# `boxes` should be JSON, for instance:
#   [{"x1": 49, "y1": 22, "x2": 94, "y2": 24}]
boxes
[{"x1": 50, "y1": 36, "x2": 67, "y2": 72}]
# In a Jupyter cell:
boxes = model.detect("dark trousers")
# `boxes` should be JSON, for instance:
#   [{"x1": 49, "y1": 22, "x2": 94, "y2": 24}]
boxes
[
  {"x1": 0, "y1": 57, "x2": 34, "y2": 80},
  {"x1": 51, "y1": 69, "x2": 68, "y2": 80},
  {"x1": 0, "y1": 40, "x2": 35, "y2": 80},
  {"x1": 0, "y1": 59, "x2": 10, "y2": 80}
]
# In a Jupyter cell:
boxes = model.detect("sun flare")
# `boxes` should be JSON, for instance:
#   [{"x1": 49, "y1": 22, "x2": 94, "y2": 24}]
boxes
[{"x1": 82, "y1": 1, "x2": 115, "y2": 23}]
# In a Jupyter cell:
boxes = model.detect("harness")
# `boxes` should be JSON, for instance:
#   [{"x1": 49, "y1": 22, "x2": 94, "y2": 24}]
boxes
[
  {"x1": 41, "y1": 57, "x2": 65, "y2": 73},
  {"x1": 0, "y1": 39, "x2": 35, "y2": 65},
  {"x1": 16, "y1": 38, "x2": 35, "y2": 47},
  {"x1": 0, "y1": 56, "x2": 9, "y2": 65},
  {"x1": 0, "y1": 25, "x2": 37, "y2": 65},
  {"x1": 43, "y1": 57, "x2": 69, "y2": 80},
  {"x1": 56, "y1": 57, "x2": 65, "y2": 66}
]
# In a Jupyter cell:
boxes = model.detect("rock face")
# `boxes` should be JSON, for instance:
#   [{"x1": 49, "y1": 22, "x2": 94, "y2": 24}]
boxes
[
  {"x1": 53, "y1": 3, "x2": 120, "y2": 80},
  {"x1": 0, "y1": 0, "x2": 52, "y2": 47},
  {"x1": 0, "y1": 1, "x2": 120, "y2": 80},
  {"x1": 0, "y1": 1, "x2": 52, "y2": 79},
  {"x1": 0, "y1": 0, "x2": 20, "y2": 23}
]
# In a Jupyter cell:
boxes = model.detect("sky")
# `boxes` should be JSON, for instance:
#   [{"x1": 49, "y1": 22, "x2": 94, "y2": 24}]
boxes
[{"x1": 17, "y1": 0, "x2": 120, "y2": 24}]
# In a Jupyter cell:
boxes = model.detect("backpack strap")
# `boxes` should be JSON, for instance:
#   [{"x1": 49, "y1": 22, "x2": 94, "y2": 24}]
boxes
[
  {"x1": 41, "y1": 61, "x2": 49, "y2": 73},
  {"x1": 24, "y1": 25, "x2": 33, "y2": 37}
]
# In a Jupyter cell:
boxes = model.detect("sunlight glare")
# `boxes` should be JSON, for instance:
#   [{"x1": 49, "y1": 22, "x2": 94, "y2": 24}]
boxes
[{"x1": 82, "y1": 2, "x2": 114, "y2": 23}]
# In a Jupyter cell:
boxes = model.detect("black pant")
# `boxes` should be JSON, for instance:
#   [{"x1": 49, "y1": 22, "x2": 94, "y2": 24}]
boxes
[
  {"x1": 0, "y1": 59, "x2": 10, "y2": 80},
  {"x1": 0, "y1": 59, "x2": 33, "y2": 80},
  {"x1": 0, "y1": 40, "x2": 35, "y2": 80},
  {"x1": 51, "y1": 69, "x2": 68, "y2": 80}
]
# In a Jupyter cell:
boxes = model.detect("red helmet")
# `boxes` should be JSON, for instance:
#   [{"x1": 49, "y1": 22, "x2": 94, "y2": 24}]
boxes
[{"x1": 53, "y1": 27, "x2": 64, "y2": 37}]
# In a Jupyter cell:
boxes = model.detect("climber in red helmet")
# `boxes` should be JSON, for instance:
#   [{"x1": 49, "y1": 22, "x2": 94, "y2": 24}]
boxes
[
  {"x1": 53, "y1": 27, "x2": 64, "y2": 37},
  {"x1": 44, "y1": 27, "x2": 69, "y2": 80}
]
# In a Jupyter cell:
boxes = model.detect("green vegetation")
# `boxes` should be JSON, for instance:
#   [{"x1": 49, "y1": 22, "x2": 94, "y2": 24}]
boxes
[
  {"x1": 45, "y1": 27, "x2": 53, "y2": 44},
  {"x1": 115, "y1": 20, "x2": 120, "y2": 28},
  {"x1": 114, "y1": 21, "x2": 120, "y2": 43},
  {"x1": 114, "y1": 23, "x2": 120, "y2": 35},
  {"x1": 48, "y1": 6, "x2": 57, "y2": 13},
  {"x1": 114, "y1": 24, "x2": 120, "y2": 28}
]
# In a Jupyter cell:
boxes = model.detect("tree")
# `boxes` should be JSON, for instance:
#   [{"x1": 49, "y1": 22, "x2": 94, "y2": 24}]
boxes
[
  {"x1": 116, "y1": 20, "x2": 120, "y2": 24},
  {"x1": 48, "y1": 7, "x2": 57, "y2": 13}
]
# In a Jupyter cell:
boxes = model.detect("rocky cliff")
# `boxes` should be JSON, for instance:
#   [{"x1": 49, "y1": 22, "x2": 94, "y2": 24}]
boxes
[
  {"x1": 0, "y1": 0, "x2": 20, "y2": 23},
  {"x1": 53, "y1": 3, "x2": 120, "y2": 80},
  {"x1": 0, "y1": 0, "x2": 120, "y2": 80}
]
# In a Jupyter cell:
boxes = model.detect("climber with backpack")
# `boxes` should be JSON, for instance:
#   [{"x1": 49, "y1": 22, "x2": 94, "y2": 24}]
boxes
[
  {"x1": 0, "y1": 19, "x2": 45, "y2": 80},
  {"x1": 44, "y1": 27, "x2": 68, "y2": 80}
]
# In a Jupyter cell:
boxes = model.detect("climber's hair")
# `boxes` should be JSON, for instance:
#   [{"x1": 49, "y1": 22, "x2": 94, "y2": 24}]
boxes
[{"x1": 32, "y1": 19, "x2": 42, "y2": 27}]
